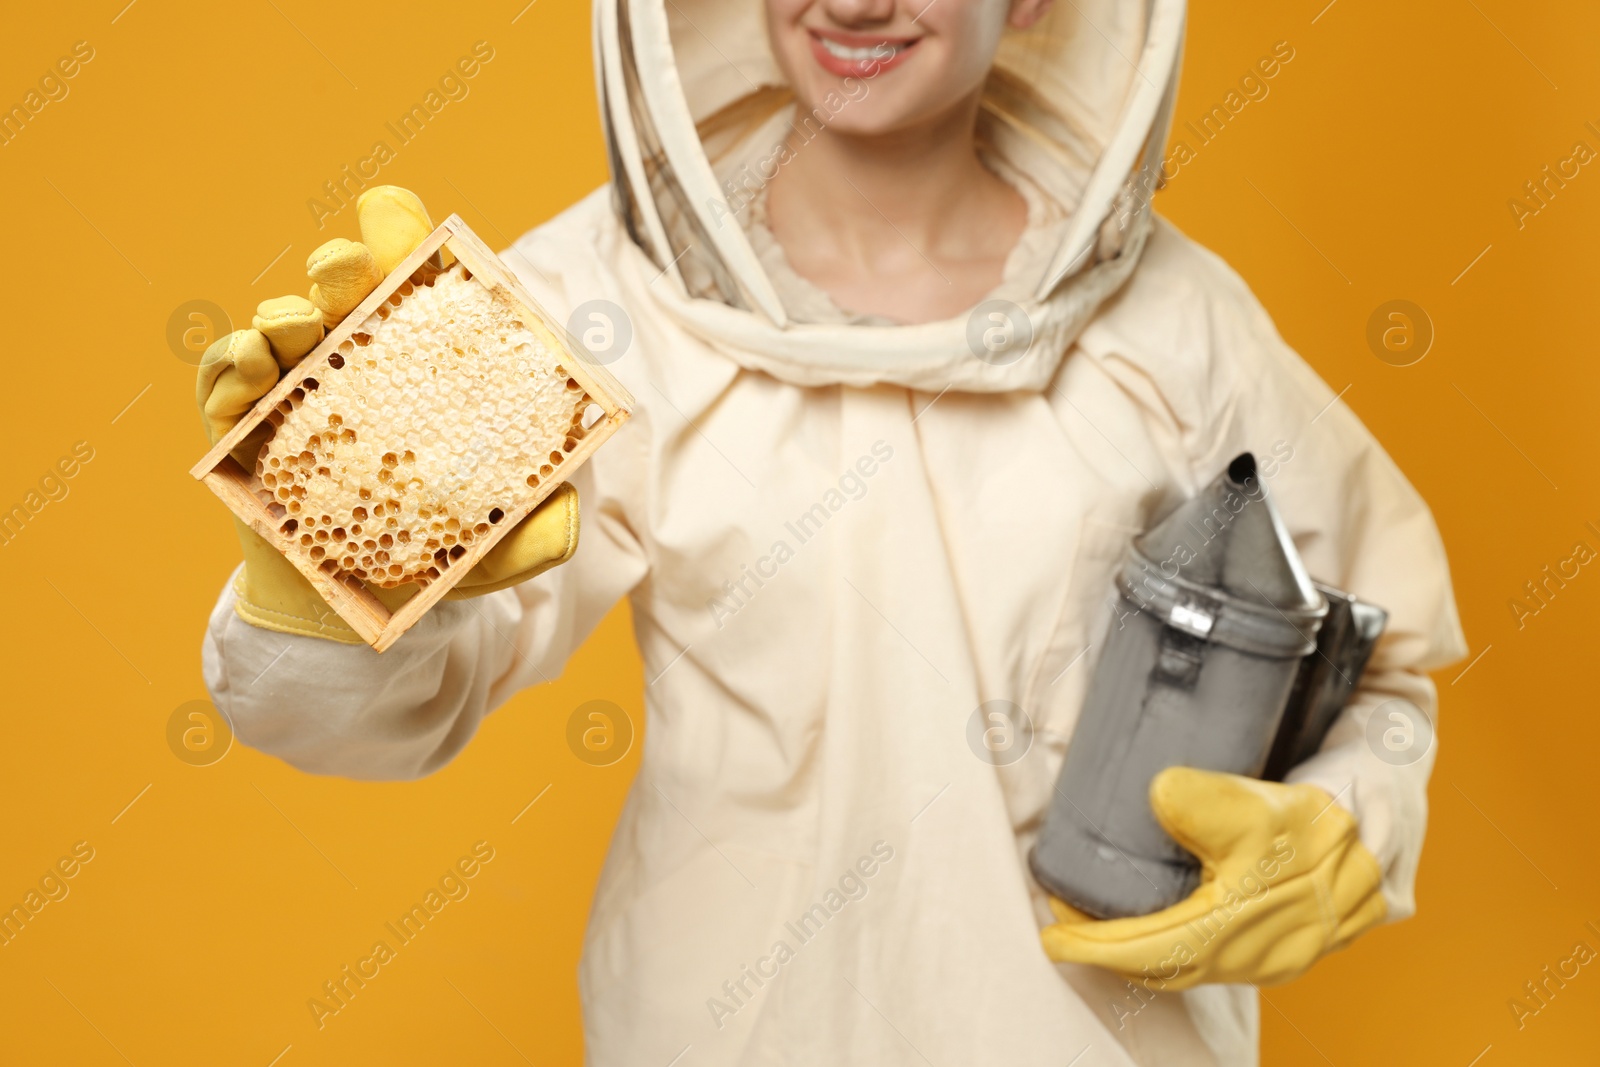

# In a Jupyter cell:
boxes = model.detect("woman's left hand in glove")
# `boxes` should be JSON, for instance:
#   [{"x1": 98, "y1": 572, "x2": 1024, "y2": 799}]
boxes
[{"x1": 1040, "y1": 766, "x2": 1387, "y2": 990}]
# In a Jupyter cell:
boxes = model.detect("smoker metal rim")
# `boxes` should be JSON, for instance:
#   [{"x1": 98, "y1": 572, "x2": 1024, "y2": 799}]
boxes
[{"x1": 1116, "y1": 555, "x2": 1327, "y2": 659}]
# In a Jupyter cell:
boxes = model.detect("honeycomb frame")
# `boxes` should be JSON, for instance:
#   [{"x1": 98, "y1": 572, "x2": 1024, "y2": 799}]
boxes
[{"x1": 191, "y1": 215, "x2": 635, "y2": 652}]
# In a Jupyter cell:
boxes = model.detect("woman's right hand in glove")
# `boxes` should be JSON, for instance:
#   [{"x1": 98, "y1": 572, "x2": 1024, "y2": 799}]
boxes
[{"x1": 196, "y1": 186, "x2": 581, "y2": 644}]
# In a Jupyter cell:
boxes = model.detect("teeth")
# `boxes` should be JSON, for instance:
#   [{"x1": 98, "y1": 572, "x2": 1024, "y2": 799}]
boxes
[{"x1": 819, "y1": 37, "x2": 904, "y2": 62}]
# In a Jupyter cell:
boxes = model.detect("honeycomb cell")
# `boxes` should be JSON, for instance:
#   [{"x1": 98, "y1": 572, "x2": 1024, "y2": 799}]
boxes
[{"x1": 254, "y1": 262, "x2": 590, "y2": 588}]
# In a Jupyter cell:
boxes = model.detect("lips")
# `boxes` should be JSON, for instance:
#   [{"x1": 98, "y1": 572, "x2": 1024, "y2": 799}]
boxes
[{"x1": 806, "y1": 28, "x2": 920, "y2": 79}]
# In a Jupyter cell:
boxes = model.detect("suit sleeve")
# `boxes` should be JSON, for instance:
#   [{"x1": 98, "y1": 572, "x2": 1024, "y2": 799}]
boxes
[{"x1": 1190, "y1": 263, "x2": 1469, "y2": 922}]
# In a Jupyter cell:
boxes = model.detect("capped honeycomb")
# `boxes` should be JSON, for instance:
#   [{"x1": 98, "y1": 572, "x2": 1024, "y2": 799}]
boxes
[{"x1": 251, "y1": 262, "x2": 597, "y2": 590}]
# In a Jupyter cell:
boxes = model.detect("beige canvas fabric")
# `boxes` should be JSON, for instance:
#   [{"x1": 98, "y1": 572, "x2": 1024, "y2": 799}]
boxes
[{"x1": 203, "y1": 1, "x2": 1466, "y2": 1063}]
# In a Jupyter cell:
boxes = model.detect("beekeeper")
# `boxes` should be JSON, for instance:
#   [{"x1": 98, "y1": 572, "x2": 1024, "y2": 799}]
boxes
[{"x1": 198, "y1": 0, "x2": 1466, "y2": 1062}]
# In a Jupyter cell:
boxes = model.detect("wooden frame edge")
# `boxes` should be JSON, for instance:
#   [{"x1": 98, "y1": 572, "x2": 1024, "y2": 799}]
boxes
[{"x1": 443, "y1": 224, "x2": 637, "y2": 416}]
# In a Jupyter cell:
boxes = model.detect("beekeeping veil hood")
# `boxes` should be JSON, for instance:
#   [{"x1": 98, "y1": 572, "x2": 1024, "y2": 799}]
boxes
[{"x1": 594, "y1": 0, "x2": 1186, "y2": 391}]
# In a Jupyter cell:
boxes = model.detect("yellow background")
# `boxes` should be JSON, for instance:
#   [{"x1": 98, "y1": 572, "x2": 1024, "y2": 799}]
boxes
[{"x1": 0, "y1": 1, "x2": 1594, "y2": 1063}]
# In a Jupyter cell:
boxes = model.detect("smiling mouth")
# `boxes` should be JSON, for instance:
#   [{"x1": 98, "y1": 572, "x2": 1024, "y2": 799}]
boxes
[
  {"x1": 816, "y1": 36, "x2": 913, "y2": 62},
  {"x1": 806, "y1": 30, "x2": 921, "y2": 77}
]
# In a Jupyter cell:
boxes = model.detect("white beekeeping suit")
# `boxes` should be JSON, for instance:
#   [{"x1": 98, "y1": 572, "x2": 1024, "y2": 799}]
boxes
[{"x1": 203, "y1": 0, "x2": 1466, "y2": 1062}]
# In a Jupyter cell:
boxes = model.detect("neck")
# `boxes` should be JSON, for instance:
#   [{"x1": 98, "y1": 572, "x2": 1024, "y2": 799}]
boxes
[
  {"x1": 768, "y1": 93, "x2": 994, "y2": 259},
  {"x1": 759, "y1": 89, "x2": 1029, "y2": 325}
]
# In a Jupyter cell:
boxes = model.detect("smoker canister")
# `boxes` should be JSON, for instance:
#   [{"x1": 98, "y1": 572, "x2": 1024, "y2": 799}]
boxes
[{"x1": 1030, "y1": 453, "x2": 1327, "y2": 919}]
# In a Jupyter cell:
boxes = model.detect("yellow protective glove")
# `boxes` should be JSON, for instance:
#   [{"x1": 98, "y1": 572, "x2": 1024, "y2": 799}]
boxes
[
  {"x1": 1040, "y1": 767, "x2": 1387, "y2": 990},
  {"x1": 197, "y1": 185, "x2": 581, "y2": 644}
]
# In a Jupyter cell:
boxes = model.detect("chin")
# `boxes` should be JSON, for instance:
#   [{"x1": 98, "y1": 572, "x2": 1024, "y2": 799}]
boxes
[
  {"x1": 793, "y1": 93, "x2": 917, "y2": 137},
  {"x1": 776, "y1": 30, "x2": 977, "y2": 140}
]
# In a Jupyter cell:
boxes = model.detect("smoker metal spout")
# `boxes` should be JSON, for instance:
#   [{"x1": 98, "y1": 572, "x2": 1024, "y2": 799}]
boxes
[{"x1": 1132, "y1": 452, "x2": 1322, "y2": 612}]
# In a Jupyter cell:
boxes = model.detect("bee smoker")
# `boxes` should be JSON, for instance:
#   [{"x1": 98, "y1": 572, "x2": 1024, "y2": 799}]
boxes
[{"x1": 1029, "y1": 453, "x2": 1386, "y2": 919}]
